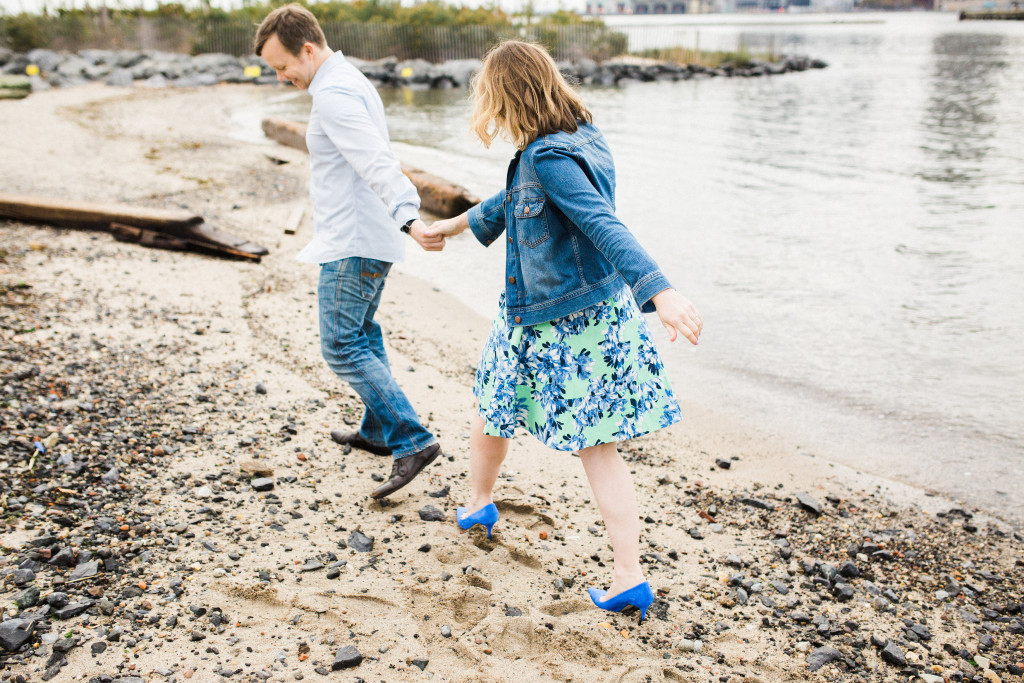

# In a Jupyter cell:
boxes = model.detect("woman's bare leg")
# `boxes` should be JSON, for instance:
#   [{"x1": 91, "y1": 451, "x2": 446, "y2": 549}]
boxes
[
  {"x1": 467, "y1": 414, "x2": 510, "y2": 513},
  {"x1": 578, "y1": 441, "x2": 645, "y2": 597}
]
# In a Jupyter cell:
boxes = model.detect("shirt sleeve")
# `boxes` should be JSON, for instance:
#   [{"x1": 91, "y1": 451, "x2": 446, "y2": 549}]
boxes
[
  {"x1": 532, "y1": 147, "x2": 672, "y2": 312},
  {"x1": 467, "y1": 188, "x2": 507, "y2": 246},
  {"x1": 316, "y1": 85, "x2": 420, "y2": 226}
]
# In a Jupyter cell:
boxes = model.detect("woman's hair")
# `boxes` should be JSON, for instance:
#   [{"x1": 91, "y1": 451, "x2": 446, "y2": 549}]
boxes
[
  {"x1": 254, "y1": 3, "x2": 326, "y2": 57},
  {"x1": 470, "y1": 40, "x2": 592, "y2": 149}
]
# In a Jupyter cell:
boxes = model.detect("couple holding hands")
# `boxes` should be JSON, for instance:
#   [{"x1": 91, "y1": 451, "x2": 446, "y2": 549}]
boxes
[{"x1": 255, "y1": 5, "x2": 703, "y2": 623}]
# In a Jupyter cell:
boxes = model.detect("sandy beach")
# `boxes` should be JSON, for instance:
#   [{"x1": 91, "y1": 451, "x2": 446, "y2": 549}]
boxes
[{"x1": 1, "y1": 83, "x2": 1022, "y2": 683}]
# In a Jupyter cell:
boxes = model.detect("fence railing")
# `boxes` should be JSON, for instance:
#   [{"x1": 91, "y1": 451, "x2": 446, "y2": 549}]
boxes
[{"x1": 0, "y1": 17, "x2": 630, "y2": 63}]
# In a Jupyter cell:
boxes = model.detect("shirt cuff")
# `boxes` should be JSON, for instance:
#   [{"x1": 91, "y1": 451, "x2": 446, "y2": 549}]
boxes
[{"x1": 394, "y1": 205, "x2": 419, "y2": 229}]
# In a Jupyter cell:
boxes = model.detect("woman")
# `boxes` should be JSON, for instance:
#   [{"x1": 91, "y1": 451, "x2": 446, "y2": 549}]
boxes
[{"x1": 426, "y1": 40, "x2": 702, "y2": 624}]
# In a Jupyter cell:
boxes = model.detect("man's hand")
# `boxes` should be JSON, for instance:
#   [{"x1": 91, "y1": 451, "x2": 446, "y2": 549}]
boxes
[
  {"x1": 407, "y1": 219, "x2": 445, "y2": 251},
  {"x1": 652, "y1": 289, "x2": 702, "y2": 345}
]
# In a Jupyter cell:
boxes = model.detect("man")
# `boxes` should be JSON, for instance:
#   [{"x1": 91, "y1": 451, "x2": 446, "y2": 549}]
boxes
[{"x1": 255, "y1": 4, "x2": 444, "y2": 499}]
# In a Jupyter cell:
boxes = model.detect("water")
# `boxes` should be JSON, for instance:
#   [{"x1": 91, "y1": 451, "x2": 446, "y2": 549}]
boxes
[{"x1": 254, "y1": 12, "x2": 1024, "y2": 521}]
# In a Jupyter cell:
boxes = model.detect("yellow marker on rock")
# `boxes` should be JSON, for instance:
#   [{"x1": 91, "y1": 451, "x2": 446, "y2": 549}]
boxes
[
  {"x1": 26, "y1": 64, "x2": 40, "y2": 76},
  {"x1": 244, "y1": 65, "x2": 262, "y2": 79}
]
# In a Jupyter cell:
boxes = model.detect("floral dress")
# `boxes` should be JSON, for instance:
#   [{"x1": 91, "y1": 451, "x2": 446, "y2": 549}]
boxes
[{"x1": 473, "y1": 286, "x2": 682, "y2": 451}]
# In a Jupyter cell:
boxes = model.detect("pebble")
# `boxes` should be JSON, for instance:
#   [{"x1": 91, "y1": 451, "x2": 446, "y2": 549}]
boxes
[{"x1": 332, "y1": 645, "x2": 363, "y2": 670}]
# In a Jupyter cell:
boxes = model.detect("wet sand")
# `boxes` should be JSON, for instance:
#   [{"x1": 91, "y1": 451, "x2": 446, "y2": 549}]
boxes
[{"x1": 0, "y1": 84, "x2": 1021, "y2": 683}]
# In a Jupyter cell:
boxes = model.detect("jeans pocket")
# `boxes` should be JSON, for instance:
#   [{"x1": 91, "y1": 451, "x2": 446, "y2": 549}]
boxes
[{"x1": 358, "y1": 258, "x2": 390, "y2": 301}]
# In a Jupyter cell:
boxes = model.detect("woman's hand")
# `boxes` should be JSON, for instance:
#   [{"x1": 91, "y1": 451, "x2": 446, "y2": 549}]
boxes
[
  {"x1": 652, "y1": 289, "x2": 702, "y2": 345},
  {"x1": 426, "y1": 213, "x2": 469, "y2": 239}
]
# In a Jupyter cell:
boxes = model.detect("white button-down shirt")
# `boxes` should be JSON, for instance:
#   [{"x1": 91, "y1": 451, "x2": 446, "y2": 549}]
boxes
[{"x1": 297, "y1": 51, "x2": 420, "y2": 265}]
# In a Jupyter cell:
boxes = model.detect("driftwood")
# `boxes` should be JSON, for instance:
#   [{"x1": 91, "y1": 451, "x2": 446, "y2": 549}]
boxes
[
  {"x1": 0, "y1": 193, "x2": 269, "y2": 261},
  {"x1": 261, "y1": 117, "x2": 480, "y2": 218}
]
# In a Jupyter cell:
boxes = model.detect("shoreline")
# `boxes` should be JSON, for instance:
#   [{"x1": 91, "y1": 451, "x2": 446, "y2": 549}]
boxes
[{"x1": 1, "y1": 84, "x2": 1021, "y2": 682}]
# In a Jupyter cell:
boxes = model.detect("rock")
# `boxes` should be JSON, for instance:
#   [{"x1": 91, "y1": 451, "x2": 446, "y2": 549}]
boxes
[
  {"x1": 795, "y1": 492, "x2": 822, "y2": 515},
  {"x1": 0, "y1": 618, "x2": 36, "y2": 652},
  {"x1": 68, "y1": 560, "x2": 100, "y2": 583},
  {"x1": 91, "y1": 641, "x2": 107, "y2": 655},
  {"x1": 687, "y1": 527, "x2": 704, "y2": 540},
  {"x1": 715, "y1": 458, "x2": 731, "y2": 469},
  {"x1": 101, "y1": 467, "x2": 119, "y2": 483},
  {"x1": 54, "y1": 601, "x2": 93, "y2": 620},
  {"x1": 428, "y1": 486, "x2": 449, "y2": 498},
  {"x1": 332, "y1": 645, "x2": 363, "y2": 670},
  {"x1": 440, "y1": 625, "x2": 451, "y2": 638},
  {"x1": 739, "y1": 497, "x2": 774, "y2": 511},
  {"x1": 410, "y1": 658, "x2": 429, "y2": 671},
  {"x1": 14, "y1": 586, "x2": 40, "y2": 609},
  {"x1": 240, "y1": 461, "x2": 274, "y2": 478},
  {"x1": 806, "y1": 646, "x2": 843, "y2": 671},
  {"x1": 251, "y1": 477, "x2": 274, "y2": 491},
  {"x1": 418, "y1": 505, "x2": 445, "y2": 522},
  {"x1": 348, "y1": 530, "x2": 374, "y2": 552},
  {"x1": 837, "y1": 560, "x2": 860, "y2": 578},
  {"x1": 879, "y1": 641, "x2": 906, "y2": 667}
]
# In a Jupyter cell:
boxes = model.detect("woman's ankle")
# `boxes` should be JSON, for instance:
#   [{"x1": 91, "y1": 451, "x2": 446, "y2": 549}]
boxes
[{"x1": 467, "y1": 496, "x2": 493, "y2": 512}]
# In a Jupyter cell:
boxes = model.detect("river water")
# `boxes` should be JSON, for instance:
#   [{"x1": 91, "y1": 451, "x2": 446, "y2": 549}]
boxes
[{"x1": 252, "y1": 12, "x2": 1024, "y2": 522}]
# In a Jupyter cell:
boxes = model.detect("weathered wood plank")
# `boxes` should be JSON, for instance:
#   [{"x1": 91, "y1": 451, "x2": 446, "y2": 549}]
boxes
[{"x1": 0, "y1": 192, "x2": 202, "y2": 231}]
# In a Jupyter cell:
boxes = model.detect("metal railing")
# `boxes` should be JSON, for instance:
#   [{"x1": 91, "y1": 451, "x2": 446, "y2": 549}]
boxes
[{"x1": 0, "y1": 17, "x2": 630, "y2": 63}]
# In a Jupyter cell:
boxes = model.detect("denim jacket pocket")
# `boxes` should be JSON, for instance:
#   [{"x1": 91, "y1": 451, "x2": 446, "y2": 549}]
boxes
[{"x1": 514, "y1": 195, "x2": 550, "y2": 248}]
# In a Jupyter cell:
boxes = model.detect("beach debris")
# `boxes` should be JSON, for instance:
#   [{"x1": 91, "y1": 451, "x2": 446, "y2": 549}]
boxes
[
  {"x1": 0, "y1": 192, "x2": 268, "y2": 260},
  {"x1": 284, "y1": 202, "x2": 305, "y2": 235},
  {"x1": 0, "y1": 75, "x2": 31, "y2": 100},
  {"x1": 261, "y1": 117, "x2": 480, "y2": 217}
]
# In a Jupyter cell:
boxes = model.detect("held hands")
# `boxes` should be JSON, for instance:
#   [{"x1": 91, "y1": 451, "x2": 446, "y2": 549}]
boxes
[
  {"x1": 425, "y1": 214, "x2": 469, "y2": 239},
  {"x1": 652, "y1": 289, "x2": 703, "y2": 345},
  {"x1": 407, "y1": 219, "x2": 445, "y2": 251}
]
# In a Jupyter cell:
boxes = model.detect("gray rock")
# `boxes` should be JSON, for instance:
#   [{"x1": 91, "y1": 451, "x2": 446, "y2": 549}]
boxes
[
  {"x1": 14, "y1": 586, "x2": 40, "y2": 609},
  {"x1": 795, "y1": 492, "x2": 822, "y2": 515},
  {"x1": 251, "y1": 477, "x2": 274, "y2": 491},
  {"x1": 739, "y1": 497, "x2": 775, "y2": 511},
  {"x1": 418, "y1": 505, "x2": 445, "y2": 522},
  {"x1": 54, "y1": 600, "x2": 93, "y2": 620},
  {"x1": 68, "y1": 560, "x2": 100, "y2": 583},
  {"x1": 348, "y1": 530, "x2": 374, "y2": 552},
  {"x1": 806, "y1": 645, "x2": 843, "y2": 671},
  {"x1": 101, "y1": 467, "x2": 119, "y2": 483},
  {"x1": 880, "y1": 641, "x2": 906, "y2": 667},
  {"x1": 410, "y1": 658, "x2": 429, "y2": 671},
  {"x1": 105, "y1": 68, "x2": 134, "y2": 87},
  {"x1": 332, "y1": 645, "x2": 363, "y2": 670},
  {"x1": 0, "y1": 618, "x2": 36, "y2": 651}
]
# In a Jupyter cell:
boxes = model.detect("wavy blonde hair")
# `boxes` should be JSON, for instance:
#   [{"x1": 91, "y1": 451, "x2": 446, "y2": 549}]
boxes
[{"x1": 470, "y1": 40, "x2": 592, "y2": 150}]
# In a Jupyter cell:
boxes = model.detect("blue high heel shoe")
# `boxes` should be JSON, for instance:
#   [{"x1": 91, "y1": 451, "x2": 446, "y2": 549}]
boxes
[
  {"x1": 456, "y1": 503, "x2": 499, "y2": 539},
  {"x1": 588, "y1": 581, "x2": 655, "y2": 624}
]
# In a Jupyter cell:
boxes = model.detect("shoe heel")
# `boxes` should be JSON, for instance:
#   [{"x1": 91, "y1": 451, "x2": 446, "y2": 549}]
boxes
[{"x1": 457, "y1": 503, "x2": 499, "y2": 539}]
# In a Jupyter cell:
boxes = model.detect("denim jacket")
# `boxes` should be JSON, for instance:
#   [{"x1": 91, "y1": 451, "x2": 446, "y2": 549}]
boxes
[{"x1": 467, "y1": 122, "x2": 672, "y2": 327}]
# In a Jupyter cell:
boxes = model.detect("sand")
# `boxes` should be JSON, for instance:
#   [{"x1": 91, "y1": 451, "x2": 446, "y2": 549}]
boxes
[{"x1": 1, "y1": 83, "x2": 1021, "y2": 683}]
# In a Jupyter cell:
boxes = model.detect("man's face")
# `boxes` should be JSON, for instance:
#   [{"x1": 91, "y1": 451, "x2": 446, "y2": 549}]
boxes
[{"x1": 261, "y1": 34, "x2": 316, "y2": 90}]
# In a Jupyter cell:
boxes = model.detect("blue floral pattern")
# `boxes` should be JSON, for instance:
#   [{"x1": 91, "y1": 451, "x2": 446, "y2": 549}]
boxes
[{"x1": 473, "y1": 287, "x2": 682, "y2": 451}]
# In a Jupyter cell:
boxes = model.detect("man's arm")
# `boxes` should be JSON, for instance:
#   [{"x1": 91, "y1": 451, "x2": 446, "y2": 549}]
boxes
[{"x1": 316, "y1": 86, "x2": 420, "y2": 227}]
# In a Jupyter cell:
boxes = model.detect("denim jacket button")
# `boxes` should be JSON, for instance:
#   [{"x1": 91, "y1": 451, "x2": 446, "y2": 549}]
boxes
[
  {"x1": 508, "y1": 276, "x2": 516, "y2": 284},
  {"x1": 514, "y1": 316, "x2": 522, "y2": 324},
  {"x1": 507, "y1": 236, "x2": 512, "y2": 243}
]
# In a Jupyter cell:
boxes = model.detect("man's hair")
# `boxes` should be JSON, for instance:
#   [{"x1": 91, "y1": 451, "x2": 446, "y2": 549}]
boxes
[
  {"x1": 254, "y1": 3, "x2": 326, "y2": 57},
  {"x1": 470, "y1": 40, "x2": 592, "y2": 150}
]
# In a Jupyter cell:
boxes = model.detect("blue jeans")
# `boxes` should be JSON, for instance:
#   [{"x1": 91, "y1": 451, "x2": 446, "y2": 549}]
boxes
[{"x1": 318, "y1": 257, "x2": 436, "y2": 458}]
